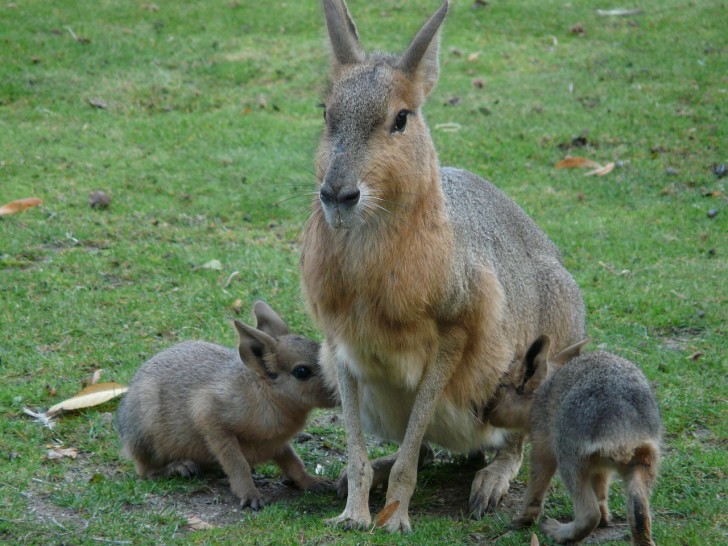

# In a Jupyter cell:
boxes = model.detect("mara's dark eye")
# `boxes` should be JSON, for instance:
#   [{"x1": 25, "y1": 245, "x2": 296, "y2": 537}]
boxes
[
  {"x1": 392, "y1": 110, "x2": 409, "y2": 133},
  {"x1": 292, "y1": 365, "x2": 312, "y2": 380}
]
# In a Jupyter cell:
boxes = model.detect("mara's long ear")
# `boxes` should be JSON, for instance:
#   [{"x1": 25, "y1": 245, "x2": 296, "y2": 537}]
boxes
[
  {"x1": 397, "y1": 1, "x2": 448, "y2": 97},
  {"x1": 323, "y1": 0, "x2": 364, "y2": 69},
  {"x1": 253, "y1": 300, "x2": 290, "y2": 338},
  {"x1": 522, "y1": 335, "x2": 551, "y2": 393},
  {"x1": 550, "y1": 338, "x2": 589, "y2": 367},
  {"x1": 234, "y1": 319, "x2": 278, "y2": 379}
]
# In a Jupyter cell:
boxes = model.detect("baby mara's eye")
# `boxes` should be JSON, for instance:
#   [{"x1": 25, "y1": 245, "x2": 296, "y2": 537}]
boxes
[
  {"x1": 292, "y1": 365, "x2": 313, "y2": 380},
  {"x1": 392, "y1": 110, "x2": 409, "y2": 133}
]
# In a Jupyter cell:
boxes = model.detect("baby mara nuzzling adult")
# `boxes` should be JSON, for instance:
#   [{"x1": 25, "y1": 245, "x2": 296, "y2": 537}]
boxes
[
  {"x1": 489, "y1": 336, "x2": 662, "y2": 546},
  {"x1": 117, "y1": 301, "x2": 339, "y2": 509}
]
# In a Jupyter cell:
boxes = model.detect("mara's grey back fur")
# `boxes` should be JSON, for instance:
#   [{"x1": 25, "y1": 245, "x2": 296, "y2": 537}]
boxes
[
  {"x1": 535, "y1": 351, "x2": 662, "y2": 462},
  {"x1": 493, "y1": 340, "x2": 662, "y2": 546},
  {"x1": 441, "y1": 168, "x2": 582, "y2": 342}
]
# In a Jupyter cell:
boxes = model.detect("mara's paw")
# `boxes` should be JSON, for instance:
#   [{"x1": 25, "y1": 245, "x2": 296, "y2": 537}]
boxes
[
  {"x1": 325, "y1": 511, "x2": 371, "y2": 530},
  {"x1": 299, "y1": 475, "x2": 335, "y2": 492},
  {"x1": 335, "y1": 469, "x2": 349, "y2": 498},
  {"x1": 540, "y1": 518, "x2": 569, "y2": 544},
  {"x1": 375, "y1": 502, "x2": 412, "y2": 533},
  {"x1": 239, "y1": 492, "x2": 268, "y2": 511},
  {"x1": 469, "y1": 467, "x2": 511, "y2": 518},
  {"x1": 174, "y1": 460, "x2": 202, "y2": 478}
]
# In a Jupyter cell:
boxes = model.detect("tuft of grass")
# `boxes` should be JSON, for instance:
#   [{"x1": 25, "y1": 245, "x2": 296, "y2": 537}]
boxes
[{"x1": 1, "y1": 1, "x2": 725, "y2": 544}]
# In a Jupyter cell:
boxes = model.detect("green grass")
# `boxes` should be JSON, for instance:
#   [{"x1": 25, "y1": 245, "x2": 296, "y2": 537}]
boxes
[{"x1": 1, "y1": 0, "x2": 726, "y2": 544}]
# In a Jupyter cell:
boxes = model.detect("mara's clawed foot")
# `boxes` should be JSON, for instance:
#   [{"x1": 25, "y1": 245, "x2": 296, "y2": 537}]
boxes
[
  {"x1": 469, "y1": 466, "x2": 512, "y2": 518},
  {"x1": 295, "y1": 474, "x2": 335, "y2": 493},
  {"x1": 325, "y1": 510, "x2": 371, "y2": 530},
  {"x1": 540, "y1": 517, "x2": 584, "y2": 544},
  {"x1": 239, "y1": 491, "x2": 268, "y2": 511},
  {"x1": 375, "y1": 501, "x2": 412, "y2": 533}
]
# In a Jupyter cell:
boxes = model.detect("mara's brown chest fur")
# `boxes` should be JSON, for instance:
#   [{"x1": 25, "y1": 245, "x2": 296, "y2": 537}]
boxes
[{"x1": 301, "y1": 177, "x2": 513, "y2": 450}]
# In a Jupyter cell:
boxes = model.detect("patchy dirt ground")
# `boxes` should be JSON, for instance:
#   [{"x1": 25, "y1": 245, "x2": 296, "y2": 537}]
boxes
[
  {"x1": 18, "y1": 411, "x2": 630, "y2": 543},
  {"x1": 22, "y1": 438, "x2": 631, "y2": 544}
]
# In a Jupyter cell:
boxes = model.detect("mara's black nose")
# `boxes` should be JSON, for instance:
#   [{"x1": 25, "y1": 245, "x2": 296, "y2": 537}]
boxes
[{"x1": 320, "y1": 186, "x2": 360, "y2": 208}]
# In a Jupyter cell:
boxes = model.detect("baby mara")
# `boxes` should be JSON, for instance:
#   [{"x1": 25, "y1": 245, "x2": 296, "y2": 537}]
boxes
[
  {"x1": 490, "y1": 336, "x2": 662, "y2": 546},
  {"x1": 117, "y1": 301, "x2": 338, "y2": 509}
]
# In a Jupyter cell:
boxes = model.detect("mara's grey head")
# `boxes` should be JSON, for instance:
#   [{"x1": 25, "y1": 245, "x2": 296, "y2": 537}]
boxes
[{"x1": 316, "y1": 0, "x2": 448, "y2": 229}]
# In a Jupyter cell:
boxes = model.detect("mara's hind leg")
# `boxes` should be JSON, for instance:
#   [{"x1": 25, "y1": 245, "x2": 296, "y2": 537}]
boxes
[
  {"x1": 591, "y1": 469, "x2": 613, "y2": 527},
  {"x1": 541, "y1": 462, "x2": 601, "y2": 544},
  {"x1": 158, "y1": 460, "x2": 202, "y2": 478},
  {"x1": 470, "y1": 431, "x2": 526, "y2": 518},
  {"x1": 623, "y1": 445, "x2": 659, "y2": 546},
  {"x1": 139, "y1": 459, "x2": 202, "y2": 479},
  {"x1": 273, "y1": 443, "x2": 334, "y2": 492},
  {"x1": 335, "y1": 444, "x2": 434, "y2": 497}
]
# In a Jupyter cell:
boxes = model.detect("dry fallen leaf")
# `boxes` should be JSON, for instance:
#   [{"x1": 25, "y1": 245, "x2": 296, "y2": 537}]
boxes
[
  {"x1": 374, "y1": 500, "x2": 400, "y2": 528},
  {"x1": 597, "y1": 8, "x2": 643, "y2": 17},
  {"x1": 47, "y1": 382, "x2": 128, "y2": 416},
  {"x1": 187, "y1": 515, "x2": 214, "y2": 530},
  {"x1": 0, "y1": 197, "x2": 43, "y2": 216},
  {"x1": 531, "y1": 532, "x2": 540, "y2": 546},
  {"x1": 555, "y1": 157, "x2": 600, "y2": 169},
  {"x1": 200, "y1": 259, "x2": 222, "y2": 271},
  {"x1": 224, "y1": 270, "x2": 240, "y2": 288},
  {"x1": 88, "y1": 98, "x2": 107, "y2": 109},
  {"x1": 89, "y1": 190, "x2": 111, "y2": 209},
  {"x1": 585, "y1": 161, "x2": 615, "y2": 176},
  {"x1": 47, "y1": 447, "x2": 78, "y2": 460},
  {"x1": 434, "y1": 122, "x2": 462, "y2": 133}
]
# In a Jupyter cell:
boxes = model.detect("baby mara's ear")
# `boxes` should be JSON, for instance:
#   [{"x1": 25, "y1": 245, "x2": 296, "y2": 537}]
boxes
[
  {"x1": 520, "y1": 335, "x2": 589, "y2": 393},
  {"x1": 520, "y1": 335, "x2": 552, "y2": 394},
  {"x1": 233, "y1": 319, "x2": 279, "y2": 380},
  {"x1": 549, "y1": 337, "x2": 589, "y2": 367},
  {"x1": 252, "y1": 300, "x2": 290, "y2": 338}
]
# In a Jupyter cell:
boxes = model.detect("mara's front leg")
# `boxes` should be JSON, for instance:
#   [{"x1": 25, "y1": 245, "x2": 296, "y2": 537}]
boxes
[
  {"x1": 381, "y1": 334, "x2": 465, "y2": 533},
  {"x1": 326, "y1": 357, "x2": 373, "y2": 530},
  {"x1": 470, "y1": 430, "x2": 526, "y2": 518}
]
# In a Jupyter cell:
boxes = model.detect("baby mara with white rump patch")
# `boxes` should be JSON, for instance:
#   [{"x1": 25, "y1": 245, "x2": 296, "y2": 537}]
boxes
[
  {"x1": 300, "y1": 0, "x2": 585, "y2": 532},
  {"x1": 117, "y1": 301, "x2": 338, "y2": 510},
  {"x1": 489, "y1": 336, "x2": 662, "y2": 545}
]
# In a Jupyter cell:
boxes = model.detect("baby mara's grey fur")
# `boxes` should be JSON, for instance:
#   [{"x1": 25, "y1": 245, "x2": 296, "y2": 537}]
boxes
[
  {"x1": 117, "y1": 301, "x2": 338, "y2": 509},
  {"x1": 490, "y1": 336, "x2": 662, "y2": 545},
  {"x1": 300, "y1": 0, "x2": 585, "y2": 533}
]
